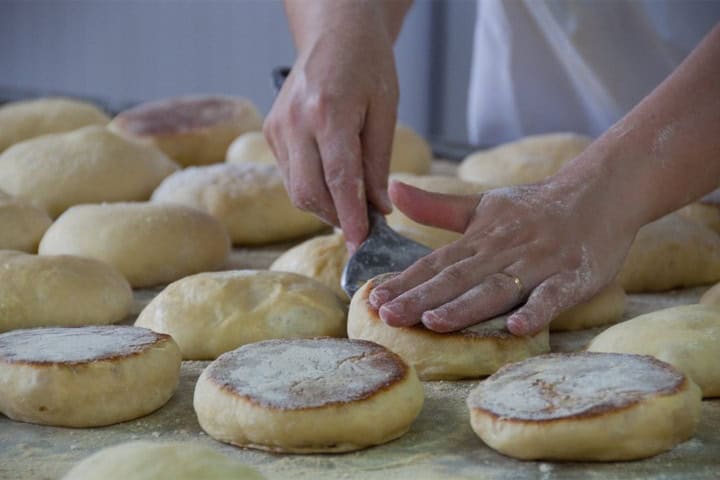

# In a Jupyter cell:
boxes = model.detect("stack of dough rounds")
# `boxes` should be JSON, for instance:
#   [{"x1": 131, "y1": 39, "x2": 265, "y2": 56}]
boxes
[
  {"x1": 0, "y1": 251, "x2": 132, "y2": 333},
  {"x1": 39, "y1": 202, "x2": 230, "y2": 288},
  {"x1": 549, "y1": 282, "x2": 626, "y2": 331},
  {"x1": 0, "y1": 97, "x2": 110, "y2": 153},
  {"x1": 348, "y1": 274, "x2": 550, "y2": 380},
  {"x1": 0, "y1": 190, "x2": 52, "y2": 252},
  {"x1": 62, "y1": 441, "x2": 265, "y2": 480},
  {"x1": 226, "y1": 124, "x2": 432, "y2": 175},
  {"x1": 270, "y1": 232, "x2": 348, "y2": 299},
  {"x1": 467, "y1": 352, "x2": 701, "y2": 461},
  {"x1": 136, "y1": 270, "x2": 347, "y2": 360},
  {"x1": 677, "y1": 189, "x2": 720, "y2": 234},
  {"x1": 110, "y1": 95, "x2": 262, "y2": 167},
  {"x1": 194, "y1": 338, "x2": 424, "y2": 453},
  {"x1": 458, "y1": 132, "x2": 592, "y2": 187},
  {"x1": 387, "y1": 173, "x2": 486, "y2": 249},
  {"x1": 587, "y1": 304, "x2": 720, "y2": 397},
  {"x1": 0, "y1": 326, "x2": 181, "y2": 427},
  {"x1": 617, "y1": 213, "x2": 720, "y2": 292},
  {"x1": 151, "y1": 163, "x2": 326, "y2": 245},
  {"x1": 0, "y1": 126, "x2": 178, "y2": 218}
]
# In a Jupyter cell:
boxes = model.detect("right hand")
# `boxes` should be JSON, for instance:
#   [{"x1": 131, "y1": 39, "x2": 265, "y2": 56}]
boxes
[{"x1": 264, "y1": 11, "x2": 399, "y2": 251}]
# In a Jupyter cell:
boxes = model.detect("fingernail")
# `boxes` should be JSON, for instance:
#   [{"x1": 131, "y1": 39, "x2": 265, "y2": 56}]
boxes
[
  {"x1": 507, "y1": 314, "x2": 527, "y2": 335},
  {"x1": 379, "y1": 303, "x2": 402, "y2": 325},
  {"x1": 421, "y1": 310, "x2": 440, "y2": 328},
  {"x1": 369, "y1": 288, "x2": 390, "y2": 308},
  {"x1": 380, "y1": 192, "x2": 393, "y2": 213}
]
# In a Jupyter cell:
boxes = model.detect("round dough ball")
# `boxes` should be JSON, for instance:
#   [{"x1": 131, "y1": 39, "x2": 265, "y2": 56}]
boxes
[
  {"x1": 467, "y1": 352, "x2": 701, "y2": 461},
  {"x1": 110, "y1": 95, "x2": 262, "y2": 167},
  {"x1": 39, "y1": 202, "x2": 230, "y2": 288},
  {"x1": 0, "y1": 191, "x2": 52, "y2": 252},
  {"x1": 387, "y1": 173, "x2": 486, "y2": 249},
  {"x1": 194, "y1": 338, "x2": 424, "y2": 453},
  {"x1": 151, "y1": 163, "x2": 326, "y2": 245},
  {"x1": 0, "y1": 126, "x2": 178, "y2": 218},
  {"x1": 136, "y1": 270, "x2": 347, "y2": 360},
  {"x1": 0, "y1": 97, "x2": 110, "y2": 153},
  {"x1": 587, "y1": 304, "x2": 720, "y2": 398},
  {"x1": 347, "y1": 274, "x2": 550, "y2": 380},
  {"x1": 390, "y1": 124, "x2": 432, "y2": 175},
  {"x1": 270, "y1": 232, "x2": 348, "y2": 299},
  {"x1": 458, "y1": 132, "x2": 592, "y2": 187},
  {"x1": 226, "y1": 131, "x2": 276, "y2": 165},
  {"x1": 0, "y1": 251, "x2": 133, "y2": 333},
  {"x1": 62, "y1": 441, "x2": 264, "y2": 480},
  {"x1": 0, "y1": 326, "x2": 181, "y2": 427},
  {"x1": 550, "y1": 282, "x2": 626, "y2": 331},
  {"x1": 617, "y1": 214, "x2": 720, "y2": 292}
]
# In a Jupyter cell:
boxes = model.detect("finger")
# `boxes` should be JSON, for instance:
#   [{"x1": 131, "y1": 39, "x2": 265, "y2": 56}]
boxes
[
  {"x1": 262, "y1": 118, "x2": 290, "y2": 180},
  {"x1": 389, "y1": 180, "x2": 481, "y2": 233},
  {"x1": 378, "y1": 253, "x2": 514, "y2": 327},
  {"x1": 317, "y1": 131, "x2": 369, "y2": 250},
  {"x1": 370, "y1": 242, "x2": 475, "y2": 311},
  {"x1": 361, "y1": 100, "x2": 395, "y2": 214},
  {"x1": 287, "y1": 134, "x2": 340, "y2": 227},
  {"x1": 507, "y1": 272, "x2": 581, "y2": 336}
]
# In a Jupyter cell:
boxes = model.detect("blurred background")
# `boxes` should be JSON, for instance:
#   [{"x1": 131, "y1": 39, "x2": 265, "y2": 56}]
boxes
[{"x1": 0, "y1": 0, "x2": 476, "y2": 145}]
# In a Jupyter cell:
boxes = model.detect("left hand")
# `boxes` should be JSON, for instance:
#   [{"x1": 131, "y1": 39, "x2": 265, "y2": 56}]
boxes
[{"x1": 368, "y1": 175, "x2": 638, "y2": 336}]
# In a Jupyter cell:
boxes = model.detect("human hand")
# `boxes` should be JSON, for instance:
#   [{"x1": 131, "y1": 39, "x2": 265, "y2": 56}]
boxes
[
  {"x1": 264, "y1": 7, "x2": 400, "y2": 251},
  {"x1": 367, "y1": 175, "x2": 639, "y2": 336}
]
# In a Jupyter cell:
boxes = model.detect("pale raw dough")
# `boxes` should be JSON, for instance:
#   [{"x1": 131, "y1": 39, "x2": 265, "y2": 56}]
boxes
[
  {"x1": 467, "y1": 352, "x2": 701, "y2": 461},
  {"x1": 226, "y1": 131, "x2": 276, "y2": 165},
  {"x1": 387, "y1": 173, "x2": 486, "y2": 249},
  {"x1": 587, "y1": 304, "x2": 720, "y2": 398},
  {"x1": 0, "y1": 250, "x2": 133, "y2": 333},
  {"x1": 194, "y1": 338, "x2": 424, "y2": 453},
  {"x1": 0, "y1": 326, "x2": 181, "y2": 427},
  {"x1": 617, "y1": 213, "x2": 720, "y2": 292},
  {"x1": 458, "y1": 132, "x2": 592, "y2": 187},
  {"x1": 225, "y1": 124, "x2": 431, "y2": 174},
  {"x1": 270, "y1": 232, "x2": 348, "y2": 299},
  {"x1": 0, "y1": 190, "x2": 52, "y2": 252},
  {"x1": 0, "y1": 97, "x2": 110, "y2": 153},
  {"x1": 63, "y1": 441, "x2": 264, "y2": 480},
  {"x1": 347, "y1": 274, "x2": 550, "y2": 380},
  {"x1": 39, "y1": 202, "x2": 230, "y2": 288},
  {"x1": 136, "y1": 270, "x2": 347, "y2": 360},
  {"x1": 110, "y1": 95, "x2": 262, "y2": 167},
  {"x1": 550, "y1": 282, "x2": 626, "y2": 331},
  {"x1": 151, "y1": 163, "x2": 327, "y2": 245},
  {"x1": 677, "y1": 190, "x2": 720, "y2": 234},
  {"x1": 0, "y1": 126, "x2": 178, "y2": 218}
]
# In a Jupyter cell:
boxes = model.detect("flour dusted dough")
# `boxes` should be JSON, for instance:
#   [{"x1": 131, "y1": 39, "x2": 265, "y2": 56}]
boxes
[
  {"x1": 225, "y1": 125, "x2": 431, "y2": 174},
  {"x1": 39, "y1": 202, "x2": 230, "y2": 287},
  {"x1": 467, "y1": 352, "x2": 701, "y2": 461},
  {"x1": 270, "y1": 232, "x2": 348, "y2": 299},
  {"x1": 62, "y1": 441, "x2": 264, "y2": 480},
  {"x1": 194, "y1": 338, "x2": 423, "y2": 453},
  {"x1": 0, "y1": 326, "x2": 181, "y2": 427},
  {"x1": 387, "y1": 173, "x2": 486, "y2": 249},
  {"x1": 0, "y1": 190, "x2": 52, "y2": 252},
  {"x1": 136, "y1": 270, "x2": 347, "y2": 360},
  {"x1": 151, "y1": 163, "x2": 326, "y2": 245},
  {"x1": 0, "y1": 126, "x2": 178, "y2": 218},
  {"x1": 458, "y1": 132, "x2": 592, "y2": 187},
  {"x1": 110, "y1": 95, "x2": 262, "y2": 167},
  {"x1": 0, "y1": 97, "x2": 110, "y2": 153},
  {"x1": 0, "y1": 251, "x2": 132, "y2": 333},
  {"x1": 587, "y1": 304, "x2": 720, "y2": 398},
  {"x1": 347, "y1": 275, "x2": 550, "y2": 380},
  {"x1": 550, "y1": 282, "x2": 626, "y2": 331},
  {"x1": 617, "y1": 214, "x2": 720, "y2": 292}
]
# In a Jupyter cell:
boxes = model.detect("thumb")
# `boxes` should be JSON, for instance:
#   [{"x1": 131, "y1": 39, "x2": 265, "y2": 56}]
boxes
[{"x1": 389, "y1": 180, "x2": 481, "y2": 233}]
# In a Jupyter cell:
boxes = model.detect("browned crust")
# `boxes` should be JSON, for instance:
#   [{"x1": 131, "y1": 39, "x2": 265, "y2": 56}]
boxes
[
  {"x1": 208, "y1": 337, "x2": 411, "y2": 412},
  {"x1": 469, "y1": 353, "x2": 688, "y2": 424},
  {"x1": 113, "y1": 96, "x2": 245, "y2": 136},
  {"x1": 0, "y1": 326, "x2": 172, "y2": 366}
]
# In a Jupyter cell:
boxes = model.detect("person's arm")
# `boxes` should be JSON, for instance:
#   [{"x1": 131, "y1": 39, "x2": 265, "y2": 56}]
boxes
[
  {"x1": 370, "y1": 23, "x2": 720, "y2": 335},
  {"x1": 264, "y1": 0, "x2": 413, "y2": 251}
]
